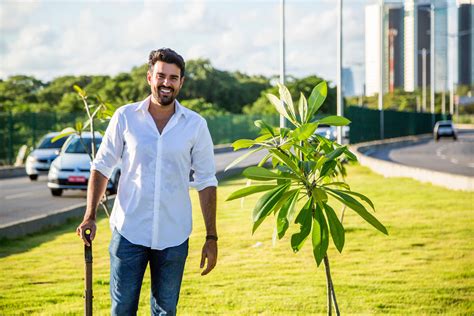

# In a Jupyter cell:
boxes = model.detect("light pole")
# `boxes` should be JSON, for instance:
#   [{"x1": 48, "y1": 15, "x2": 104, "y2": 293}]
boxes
[
  {"x1": 337, "y1": 0, "x2": 343, "y2": 144},
  {"x1": 421, "y1": 48, "x2": 428, "y2": 112},
  {"x1": 378, "y1": 0, "x2": 384, "y2": 140},
  {"x1": 430, "y1": 4, "x2": 435, "y2": 127},
  {"x1": 280, "y1": 0, "x2": 286, "y2": 129}
]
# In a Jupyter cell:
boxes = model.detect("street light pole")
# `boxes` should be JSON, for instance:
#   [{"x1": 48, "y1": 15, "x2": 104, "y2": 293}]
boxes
[
  {"x1": 422, "y1": 48, "x2": 427, "y2": 112},
  {"x1": 430, "y1": 4, "x2": 435, "y2": 127},
  {"x1": 280, "y1": 0, "x2": 286, "y2": 129},
  {"x1": 337, "y1": 0, "x2": 343, "y2": 144},
  {"x1": 378, "y1": 0, "x2": 384, "y2": 140}
]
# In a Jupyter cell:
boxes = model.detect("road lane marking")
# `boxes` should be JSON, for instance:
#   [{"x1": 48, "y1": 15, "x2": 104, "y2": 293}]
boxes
[
  {"x1": 450, "y1": 158, "x2": 458, "y2": 164},
  {"x1": 4, "y1": 192, "x2": 34, "y2": 200}
]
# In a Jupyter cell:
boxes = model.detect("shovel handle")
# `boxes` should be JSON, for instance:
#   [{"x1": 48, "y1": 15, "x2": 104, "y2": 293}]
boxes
[{"x1": 84, "y1": 229, "x2": 92, "y2": 263}]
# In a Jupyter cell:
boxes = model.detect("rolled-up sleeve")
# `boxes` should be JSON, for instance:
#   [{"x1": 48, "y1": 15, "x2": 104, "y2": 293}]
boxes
[
  {"x1": 190, "y1": 119, "x2": 218, "y2": 191},
  {"x1": 91, "y1": 110, "x2": 124, "y2": 179}
]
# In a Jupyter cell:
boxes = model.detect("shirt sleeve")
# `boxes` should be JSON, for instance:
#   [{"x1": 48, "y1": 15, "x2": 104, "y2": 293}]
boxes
[
  {"x1": 189, "y1": 118, "x2": 218, "y2": 191},
  {"x1": 90, "y1": 110, "x2": 124, "y2": 179}
]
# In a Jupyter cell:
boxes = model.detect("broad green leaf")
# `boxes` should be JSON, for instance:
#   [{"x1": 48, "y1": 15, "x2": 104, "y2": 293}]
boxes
[
  {"x1": 52, "y1": 127, "x2": 76, "y2": 143},
  {"x1": 225, "y1": 147, "x2": 262, "y2": 172},
  {"x1": 75, "y1": 121, "x2": 83, "y2": 132},
  {"x1": 293, "y1": 122, "x2": 318, "y2": 141},
  {"x1": 255, "y1": 133, "x2": 272, "y2": 142},
  {"x1": 266, "y1": 93, "x2": 293, "y2": 123},
  {"x1": 307, "y1": 81, "x2": 327, "y2": 122},
  {"x1": 327, "y1": 190, "x2": 388, "y2": 235},
  {"x1": 252, "y1": 183, "x2": 290, "y2": 233},
  {"x1": 298, "y1": 92, "x2": 308, "y2": 123},
  {"x1": 277, "y1": 189, "x2": 300, "y2": 239},
  {"x1": 344, "y1": 147, "x2": 358, "y2": 161},
  {"x1": 278, "y1": 83, "x2": 297, "y2": 122},
  {"x1": 258, "y1": 152, "x2": 272, "y2": 167},
  {"x1": 320, "y1": 160, "x2": 337, "y2": 178},
  {"x1": 226, "y1": 184, "x2": 277, "y2": 201},
  {"x1": 291, "y1": 198, "x2": 313, "y2": 252},
  {"x1": 317, "y1": 115, "x2": 351, "y2": 126},
  {"x1": 326, "y1": 145, "x2": 347, "y2": 161},
  {"x1": 312, "y1": 203, "x2": 329, "y2": 266},
  {"x1": 243, "y1": 166, "x2": 291, "y2": 181},
  {"x1": 254, "y1": 120, "x2": 275, "y2": 136},
  {"x1": 312, "y1": 187, "x2": 328, "y2": 202},
  {"x1": 73, "y1": 85, "x2": 86, "y2": 97},
  {"x1": 323, "y1": 203, "x2": 345, "y2": 252},
  {"x1": 232, "y1": 139, "x2": 256, "y2": 150},
  {"x1": 322, "y1": 182, "x2": 351, "y2": 190},
  {"x1": 336, "y1": 190, "x2": 375, "y2": 210},
  {"x1": 269, "y1": 149, "x2": 301, "y2": 177}
]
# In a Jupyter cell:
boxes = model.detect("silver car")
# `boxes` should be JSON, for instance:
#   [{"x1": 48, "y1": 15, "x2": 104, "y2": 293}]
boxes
[
  {"x1": 25, "y1": 132, "x2": 68, "y2": 181},
  {"x1": 47, "y1": 132, "x2": 120, "y2": 196},
  {"x1": 434, "y1": 120, "x2": 457, "y2": 141}
]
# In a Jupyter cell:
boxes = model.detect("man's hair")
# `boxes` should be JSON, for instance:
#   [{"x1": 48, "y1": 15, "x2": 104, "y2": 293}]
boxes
[{"x1": 148, "y1": 48, "x2": 185, "y2": 77}]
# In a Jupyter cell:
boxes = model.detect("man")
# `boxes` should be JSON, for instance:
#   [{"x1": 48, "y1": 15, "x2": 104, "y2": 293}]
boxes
[{"x1": 76, "y1": 48, "x2": 218, "y2": 315}]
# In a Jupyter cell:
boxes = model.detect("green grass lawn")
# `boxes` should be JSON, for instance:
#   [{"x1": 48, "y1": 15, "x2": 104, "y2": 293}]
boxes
[{"x1": 0, "y1": 164, "x2": 473, "y2": 315}]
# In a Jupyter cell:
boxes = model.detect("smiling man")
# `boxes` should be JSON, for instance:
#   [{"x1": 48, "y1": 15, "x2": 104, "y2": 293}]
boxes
[{"x1": 76, "y1": 48, "x2": 218, "y2": 316}]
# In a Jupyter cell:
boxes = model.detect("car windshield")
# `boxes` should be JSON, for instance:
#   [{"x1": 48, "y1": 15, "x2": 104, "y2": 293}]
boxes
[
  {"x1": 37, "y1": 136, "x2": 67, "y2": 149},
  {"x1": 65, "y1": 137, "x2": 102, "y2": 154},
  {"x1": 439, "y1": 124, "x2": 452, "y2": 128}
]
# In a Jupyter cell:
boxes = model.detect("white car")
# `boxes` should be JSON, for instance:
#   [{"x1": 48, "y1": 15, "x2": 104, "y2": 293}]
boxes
[
  {"x1": 47, "y1": 132, "x2": 120, "y2": 197},
  {"x1": 25, "y1": 132, "x2": 68, "y2": 181},
  {"x1": 314, "y1": 124, "x2": 350, "y2": 143},
  {"x1": 434, "y1": 120, "x2": 457, "y2": 141}
]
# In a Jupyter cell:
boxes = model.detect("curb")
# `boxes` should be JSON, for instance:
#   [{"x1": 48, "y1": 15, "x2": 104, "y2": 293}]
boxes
[
  {"x1": 350, "y1": 135, "x2": 474, "y2": 192},
  {"x1": 0, "y1": 166, "x2": 26, "y2": 179}
]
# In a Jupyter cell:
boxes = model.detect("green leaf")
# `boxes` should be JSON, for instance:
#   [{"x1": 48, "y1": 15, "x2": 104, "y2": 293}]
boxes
[
  {"x1": 322, "y1": 182, "x2": 351, "y2": 190},
  {"x1": 258, "y1": 152, "x2": 272, "y2": 167},
  {"x1": 255, "y1": 133, "x2": 272, "y2": 143},
  {"x1": 337, "y1": 190, "x2": 375, "y2": 211},
  {"x1": 277, "y1": 189, "x2": 300, "y2": 239},
  {"x1": 278, "y1": 83, "x2": 297, "y2": 122},
  {"x1": 320, "y1": 160, "x2": 337, "y2": 178},
  {"x1": 326, "y1": 145, "x2": 347, "y2": 161},
  {"x1": 307, "y1": 81, "x2": 327, "y2": 122},
  {"x1": 298, "y1": 92, "x2": 308, "y2": 123},
  {"x1": 291, "y1": 198, "x2": 313, "y2": 252},
  {"x1": 52, "y1": 127, "x2": 76, "y2": 143},
  {"x1": 266, "y1": 93, "x2": 293, "y2": 124},
  {"x1": 252, "y1": 183, "x2": 290, "y2": 233},
  {"x1": 344, "y1": 147, "x2": 358, "y2": 161},
  {"x1": 226, "y1": 184, "x2": 277, "y2": 201},
  {"x1": 269, "y1": 149, "x2": 301, "y2": 178},
  {"x1": 317, "y1": 115, "x2": 351, "y2": 126},
  {"x1": 75, "y1": 121, "x2": 83, "y2": 132},
  {"x1": 73, "y1": 85, "x2": 86, "y2": 97},
  {"x1": 255, "y1": 120, "x2": 275, "y2": 136},
  {"x1": 242, "y1": 166, "x2": 291, "y2": 181},
  {"x1": 323, "y1": 203, "x2": 345, "y2": 253},
  {"x1": 312, "y1": 203, "x2": 329, "y2": 266},
  {"x1": 232, "y1": 139, "x2": 256, "y2": 150},
  {"x1": 312, "y1": 187, "x2": 328, "y2": 203},
  {"x1": 327, "y1": 189, "x2": 388, "y2": 235},
  {"x1": 224, "y1": 147, "x2": 262, "y2": 172},
  {"x1": 293, "y1": 122, "x2": 318, "y2": 141}
]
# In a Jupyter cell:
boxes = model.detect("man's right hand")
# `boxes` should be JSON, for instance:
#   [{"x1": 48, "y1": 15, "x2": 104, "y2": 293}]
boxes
[{"x1": 76, "y1": 218, "x2": 97, "y2": 247}]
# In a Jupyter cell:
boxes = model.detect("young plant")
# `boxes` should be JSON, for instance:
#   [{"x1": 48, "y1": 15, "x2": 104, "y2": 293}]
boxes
[
  {"x1": 52, "y1": 85, "x2": 117, "y2": 216},
  {"x1": 225, "y1": 81, "x2": 388, "y2": 315}
]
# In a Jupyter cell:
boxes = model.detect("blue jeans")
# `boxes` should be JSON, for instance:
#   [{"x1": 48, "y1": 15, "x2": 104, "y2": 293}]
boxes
[{"x1": 109, "y1": 229, "x2": 189, "y2": 316}]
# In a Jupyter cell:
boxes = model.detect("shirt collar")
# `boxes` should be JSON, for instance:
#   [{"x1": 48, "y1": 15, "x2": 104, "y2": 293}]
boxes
[{"x1": 135, "y1": 95, "x2": 187, "y2": 119}]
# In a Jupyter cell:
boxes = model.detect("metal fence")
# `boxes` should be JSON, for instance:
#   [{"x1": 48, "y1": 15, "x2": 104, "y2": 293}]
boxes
[{"x1": 0, "y1": 108, "x2": 449, "y2": 165}]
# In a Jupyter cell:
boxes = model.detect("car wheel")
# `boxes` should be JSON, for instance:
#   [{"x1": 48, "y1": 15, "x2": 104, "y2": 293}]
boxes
[
  {"x1": 29, "y1": 174, "x2": 38, "y2": 181},
  {"x1": 51, "y1": 189, "x2": 63, "y2": 196},
  {"x1": 453, "y1": 135, "x2": 457, "y2": 141}
]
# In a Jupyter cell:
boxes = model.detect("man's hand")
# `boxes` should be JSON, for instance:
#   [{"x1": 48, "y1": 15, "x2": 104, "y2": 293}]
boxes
[
  {"x1": 76, "y1": 218, "x2": 97, "y2": 247},
  {"x1": 200, "y1": 239, "x2": 217, "y2": 276}
]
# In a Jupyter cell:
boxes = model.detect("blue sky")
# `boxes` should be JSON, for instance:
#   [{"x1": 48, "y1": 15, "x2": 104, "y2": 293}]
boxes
[{"x1": 0, "y1": 0, "x2": 458, "y2": 94}]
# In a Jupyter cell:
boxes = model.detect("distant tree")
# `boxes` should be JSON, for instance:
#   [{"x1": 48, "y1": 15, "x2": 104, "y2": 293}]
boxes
[
  {"x1": 180, "y1": 98, "x2": 229, "y2": 117},
  {"x1": 0, "y1": 75, "x2": 45, "y2": 112}
]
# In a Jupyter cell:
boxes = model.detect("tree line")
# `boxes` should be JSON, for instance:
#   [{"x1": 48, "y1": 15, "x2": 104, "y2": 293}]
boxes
[{"x1": 0, "y1": 59, "x2": 338, "y2": 117}]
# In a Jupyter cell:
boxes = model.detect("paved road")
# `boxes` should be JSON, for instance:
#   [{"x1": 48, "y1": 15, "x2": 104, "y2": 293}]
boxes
[
  {"x1": 0, "y1": 149, "x2": 265, "y2": 227},
  {"x1": 368, "y1": 129, "x2": 474, "y2": 177}
]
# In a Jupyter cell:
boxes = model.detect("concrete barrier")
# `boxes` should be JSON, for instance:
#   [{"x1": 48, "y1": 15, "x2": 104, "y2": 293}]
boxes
[
  {"x1": 0, "y1": 166, "x2": 26, "y2": 179},
  {"x1": 351, "y1": 135, "x2": 474, "y2": 192}
]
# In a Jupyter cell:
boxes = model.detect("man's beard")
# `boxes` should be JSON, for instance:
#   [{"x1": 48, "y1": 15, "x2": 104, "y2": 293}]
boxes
[{"x1": 152, "y1": 86, "x2": 178, "y2": 106}]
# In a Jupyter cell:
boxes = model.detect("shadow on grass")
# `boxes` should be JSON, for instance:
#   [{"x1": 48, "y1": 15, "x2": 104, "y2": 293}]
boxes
[{"x1": 0, "y1": 211, "x2": 108, "y2": 259}]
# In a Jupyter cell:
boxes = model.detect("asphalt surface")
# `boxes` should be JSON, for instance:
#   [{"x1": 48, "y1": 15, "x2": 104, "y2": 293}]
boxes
[
  {"x1": 367, "y1": 129, "x2": 474, "y2": 177},
  {"x1": 0, "y1": 149, "x2": 266, "y2": 227}
]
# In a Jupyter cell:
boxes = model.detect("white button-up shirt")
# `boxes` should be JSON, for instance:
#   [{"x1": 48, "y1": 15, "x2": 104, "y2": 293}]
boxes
[{"x1": 91, "y1": 96, "x2": 218, "y2": 250}]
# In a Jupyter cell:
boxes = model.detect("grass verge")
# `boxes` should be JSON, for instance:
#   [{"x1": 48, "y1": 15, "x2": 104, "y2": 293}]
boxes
[{"x1": 0, "y1": 164, "x2": 473, "y2": 315}]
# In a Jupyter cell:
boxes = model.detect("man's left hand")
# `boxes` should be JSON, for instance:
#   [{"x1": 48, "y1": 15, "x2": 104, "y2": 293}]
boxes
[{"x1": 200, "y1": 239, "x2": 218, "y2": 276}]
